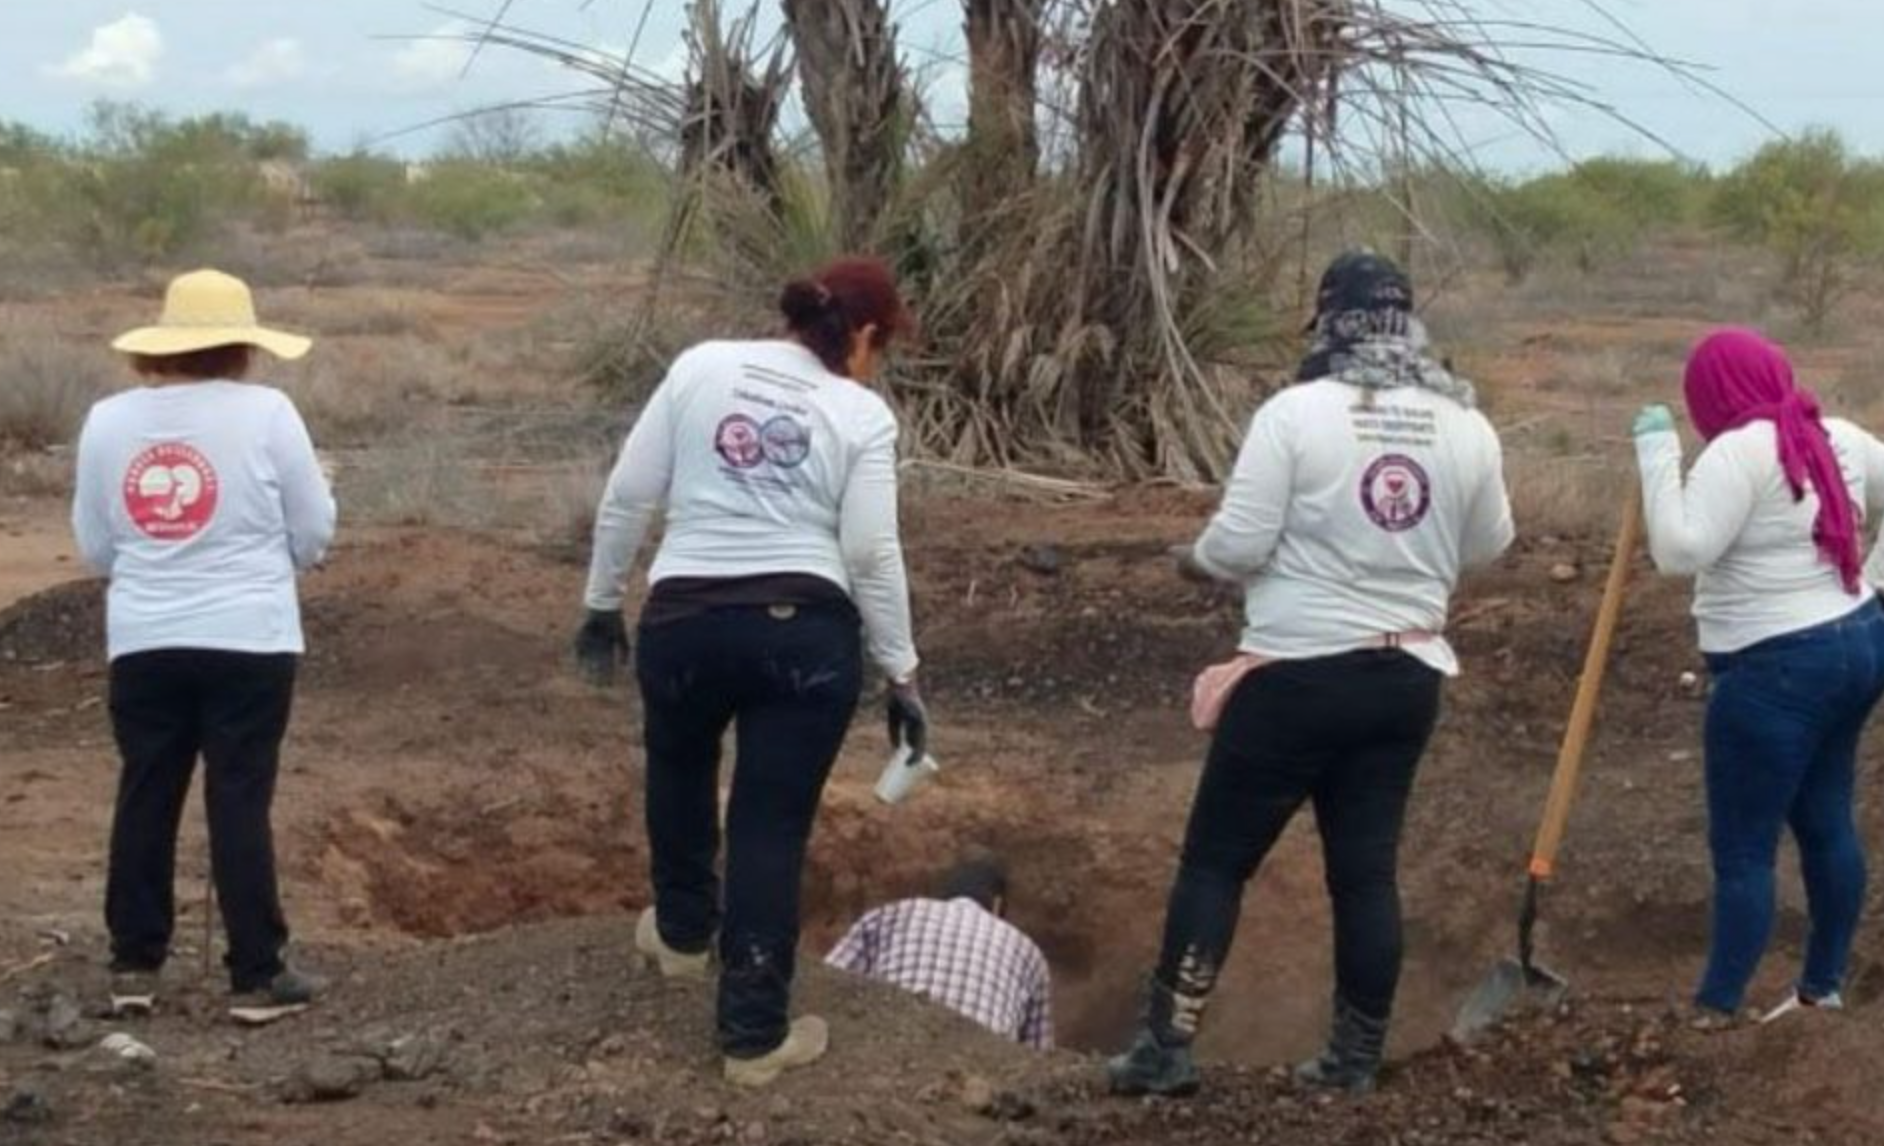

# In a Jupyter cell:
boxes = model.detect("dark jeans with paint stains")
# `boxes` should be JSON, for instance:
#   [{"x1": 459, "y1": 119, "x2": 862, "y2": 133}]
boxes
[
  {"x1": 1153, "y1": 650, "x2": 1441, "y2": 1038},
  {"x1": 636, "y1": 600, "x2": 863, "y2": 1058}
]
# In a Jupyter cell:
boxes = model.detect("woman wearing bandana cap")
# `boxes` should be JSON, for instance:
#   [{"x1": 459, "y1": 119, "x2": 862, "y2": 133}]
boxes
[{"x1": 1109, "y1": 251, "x2": 1514, "y2": 1098}]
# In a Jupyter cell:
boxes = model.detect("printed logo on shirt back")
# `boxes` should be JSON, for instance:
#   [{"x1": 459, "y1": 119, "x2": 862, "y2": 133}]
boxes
[
  {"x1": 1360, "y1": 454, "x2": 1431, "y2": 532},
  {"x1": 123, "y1": 443, "x2": 220, "y2": 540},
  {"x1": 714, "y1": 414, "x2": 766, "y2": 469},
  {"x1": 759, "y1": 415, "x2": 812, "y2": 468}
]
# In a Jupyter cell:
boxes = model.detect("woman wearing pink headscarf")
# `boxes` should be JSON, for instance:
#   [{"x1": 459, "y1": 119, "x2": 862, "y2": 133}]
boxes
[{"x1": 1635, "y1": 328, "x2": 1884, "y2": 1022}]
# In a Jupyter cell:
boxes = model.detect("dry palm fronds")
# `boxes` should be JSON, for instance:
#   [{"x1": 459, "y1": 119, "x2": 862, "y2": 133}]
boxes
[{"x1": 457, "y1": 0, "x2": 1708, "y2": 483}]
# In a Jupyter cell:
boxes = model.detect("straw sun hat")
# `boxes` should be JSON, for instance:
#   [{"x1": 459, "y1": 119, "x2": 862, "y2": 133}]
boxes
[{"x1": 111, "y1": 269, "x2": 311, "y2": 361}]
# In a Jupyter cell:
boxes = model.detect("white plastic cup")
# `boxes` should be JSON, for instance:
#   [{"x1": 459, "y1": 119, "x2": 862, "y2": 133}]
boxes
[{"x1": 874, "y1": 744, "x2": 940, "y2": 806}]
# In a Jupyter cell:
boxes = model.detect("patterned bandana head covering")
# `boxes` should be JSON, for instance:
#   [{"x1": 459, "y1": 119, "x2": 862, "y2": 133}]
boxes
[{"x1": 1296, "y1": 251, "x2": 1475, "y2": 408}]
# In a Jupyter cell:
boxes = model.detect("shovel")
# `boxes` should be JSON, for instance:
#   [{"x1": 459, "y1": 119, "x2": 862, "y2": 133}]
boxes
[{"x1": 1452, "y1": 486, "x2": 1643, "y2": 1041}]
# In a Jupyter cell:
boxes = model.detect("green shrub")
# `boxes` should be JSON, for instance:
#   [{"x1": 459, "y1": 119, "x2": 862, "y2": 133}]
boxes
[
  {"x1": 1482, "y1": 172, "x2": 1631, "y2": 281},
  {"x1": 1568, "y1": 157, "x2": 1709, "y2": 230},
  {"x1": 14, "y1": 102, "x2": 292, "y2": 265},
  {"x1": 1466, "y1": 157, "x2": 1710, "y2": 282},
  {"x1": 530, "y1": 135, "x2": 671, "y2": 237},
  {"x1": 1712, "y1": 129, "x2": 1884, "y2": 331},
  {"x1": 404, "y1": 162, "x2": 538, "y2": 241},
  {"x1": 312, "y1": 153, "x2": 408, "y2": 223}
]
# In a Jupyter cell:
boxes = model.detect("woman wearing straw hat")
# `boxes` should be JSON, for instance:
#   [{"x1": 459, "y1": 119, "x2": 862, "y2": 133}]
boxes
[{"x1": 73, "y1": 269, "x2": 334, "y2": 1024}]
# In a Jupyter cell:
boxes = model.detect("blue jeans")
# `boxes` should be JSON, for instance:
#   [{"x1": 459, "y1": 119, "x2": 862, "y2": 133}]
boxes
[{"x1": 1697, "y1": 601, "x2": 1884, "y2": 1012}]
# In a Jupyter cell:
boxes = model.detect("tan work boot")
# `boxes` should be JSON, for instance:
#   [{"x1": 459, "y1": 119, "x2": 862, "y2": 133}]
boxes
[
  {"x1": 635, "y1": 908, "x2": 710, "y2": 980},
  {"x1": 723, "y1": 1016, "x2": 830, "y2": 1088}
]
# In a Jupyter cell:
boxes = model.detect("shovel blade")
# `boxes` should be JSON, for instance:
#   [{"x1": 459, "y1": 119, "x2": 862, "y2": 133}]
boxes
[{"x1": 1451, "y1": 958, "x2": 1569, "y2": 1043}]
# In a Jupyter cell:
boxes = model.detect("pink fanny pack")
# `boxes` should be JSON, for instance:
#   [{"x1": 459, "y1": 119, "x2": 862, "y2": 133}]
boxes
[{"x1": 1190, "y1": 633, "x2": 1438, "y2": 732}]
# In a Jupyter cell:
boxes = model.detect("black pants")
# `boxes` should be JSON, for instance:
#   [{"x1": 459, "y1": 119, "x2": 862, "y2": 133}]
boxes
[
  {"x1": 636, "y1": 602, "x2": 863, "y2": 1058},
  {"x1": 106, "y1": 649, "x2": 298, "y2": 991},
  {"x1": 1155, "y1": 650, "x2": 1442, "y2": 1029}
]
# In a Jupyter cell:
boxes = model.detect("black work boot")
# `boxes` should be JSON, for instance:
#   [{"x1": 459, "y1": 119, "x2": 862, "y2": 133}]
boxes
[
  {"x1": 1294, "y1": 994, "x2": 1389, "y2": 1095},
  {"x1": 1107, "y1": 976, "x2": 1204, "y2": 1098}
]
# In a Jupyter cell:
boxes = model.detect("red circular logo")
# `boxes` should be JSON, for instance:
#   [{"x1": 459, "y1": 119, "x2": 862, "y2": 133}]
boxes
[
  {"x1": 123, "y1": 443, "x2": 220, "y2": 540},
  {"x1": 715, "y1": 414, "x2": 765, "y2": 469},
  {"x1": 1360, "y1": 454, "x2": 1431, "y2": 532}
]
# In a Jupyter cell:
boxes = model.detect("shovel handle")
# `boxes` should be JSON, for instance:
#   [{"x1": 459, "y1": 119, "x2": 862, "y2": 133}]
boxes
[{"x1": 1527, "y1": 484, "x2": 1644, "y2": 880}]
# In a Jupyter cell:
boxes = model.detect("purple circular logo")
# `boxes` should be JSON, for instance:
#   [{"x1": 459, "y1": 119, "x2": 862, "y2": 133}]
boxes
[
  {"x1": 714, "y1": 414, "x2": 765, "y2": 469},
  {"x1": 1361, "y1": 454, "x2": 1432, "y2": 532},
  {"x1": 760, "y1": 415, "x2": 812, "y2": 468}
]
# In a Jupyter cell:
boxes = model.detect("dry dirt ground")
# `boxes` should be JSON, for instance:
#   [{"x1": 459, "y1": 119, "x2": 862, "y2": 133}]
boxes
[{"x1": 5, "y1": 237, "x2": 1884, "y2": 1144}]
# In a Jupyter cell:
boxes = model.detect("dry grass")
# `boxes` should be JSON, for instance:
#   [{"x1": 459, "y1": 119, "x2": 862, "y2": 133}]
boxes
[
  {"x1": 277, "y1": 292, "x2": 441, "y2": 340},
  {"x1": 332, "y1": 434, "x2": 499, "y2": 529},
  {"x1": 1543, "y1": 346, "x2": 1654, "y2": 398},
  {"x1": 1507, "y1": 452, "x2": 1633, "y2": 540},
  {"x1": 0, "y1": 326, "x2": 118, "y2": 450},
  {"x1": 521, "y1": 461, "x2": 611, "y2": 559},
  {"x1": 0, "y1": 451, "x2": 74, "y2": 497}
]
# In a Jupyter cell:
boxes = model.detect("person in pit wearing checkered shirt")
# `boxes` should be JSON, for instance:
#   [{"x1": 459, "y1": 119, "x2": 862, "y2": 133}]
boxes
[{"x1": 825, "y1": 856, "x2": 1053, "y2": 1049}]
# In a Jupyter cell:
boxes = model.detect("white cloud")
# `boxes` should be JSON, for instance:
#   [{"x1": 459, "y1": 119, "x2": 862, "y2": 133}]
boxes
[
  {"x1": 391, "y1": 24, "x2": 474, "y2": 90},
  {"x1": 225, "y1": 38, "x2": 307, "y2": 90},
  {"x1": 47, "y1": 13, "x2": 164, "y2": 89}
]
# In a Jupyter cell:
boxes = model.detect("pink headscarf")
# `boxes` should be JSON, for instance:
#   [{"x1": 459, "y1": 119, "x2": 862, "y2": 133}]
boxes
[{"x1": 1683, "y1": 328, "x2": 1862, "y2": 594}]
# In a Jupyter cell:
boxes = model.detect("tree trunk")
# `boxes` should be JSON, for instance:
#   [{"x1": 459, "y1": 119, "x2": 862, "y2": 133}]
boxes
[
  {"x1": 783, "y1": 0, "x2": 906, "y2": 251},
  {"x1": 962, "y1": 0, "x2": 1044, "y2": 222}
]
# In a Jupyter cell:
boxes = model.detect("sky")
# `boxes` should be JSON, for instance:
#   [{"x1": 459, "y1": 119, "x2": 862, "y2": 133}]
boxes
[{"x1": 1, "y1": 0, "x2": 1880, "y2": 170}]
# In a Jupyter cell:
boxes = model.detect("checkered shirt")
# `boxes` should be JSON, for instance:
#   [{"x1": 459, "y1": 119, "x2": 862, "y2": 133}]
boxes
[{"x1": 826, "y1": 897, "x2": 1054, "y2": 1049}]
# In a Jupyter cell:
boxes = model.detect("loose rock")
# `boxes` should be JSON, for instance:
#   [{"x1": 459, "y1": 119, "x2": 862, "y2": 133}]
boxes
[
  {"x1": 381, "y1": 1034, "x2": 446, "y2": 1082},
  {"x1": 1016, "y1": 544, "x2": 1064, "y2": 576},
  {"x1": 283, "y1": 1054, "x2": 379, "y2": 1104},
  {"x1": 24, "y1": 988, "x2": 88, "y2": 1050},
  {"x1": 960, "y1": 1074, "x2": 996, "y2": 1113},
  {"x1": 2, "y1": 1083, "x2": 54, "y2": 1126},
  {"x1": 1549, "y1": 563, "x2": 1580, "y2": 584},
  {"x1": 95, "y1": 1032, "x2": 159, "y2": 1072}
]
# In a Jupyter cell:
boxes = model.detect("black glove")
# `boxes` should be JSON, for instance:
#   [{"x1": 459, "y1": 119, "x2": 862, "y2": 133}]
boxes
[
  {"x1": 887, "y1": 680, "x2": 929, "y2": 761},
  {"x1": 574, "y1": 609, "x2": 630, "y2": 687},
  {"x1": 1170, "y1": 544, "x2": 1214, "y2": 585}
]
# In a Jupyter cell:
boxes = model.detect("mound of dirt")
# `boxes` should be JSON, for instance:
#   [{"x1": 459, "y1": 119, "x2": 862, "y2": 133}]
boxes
[
  {"x1": 0, "y1": 579, "x2": 103, "y2": 665},
  {"x1": 3, "y1": 918, "x2": 1872, "y2": 1146},
  {"x1": 0, "y1": 572, "x2": 546, "y2": 691}
]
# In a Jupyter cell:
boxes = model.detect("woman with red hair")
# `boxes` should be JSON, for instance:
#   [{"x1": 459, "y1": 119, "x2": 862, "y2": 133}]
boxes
[
  {"x1": 1634, "y1": 328, "x2": 1884, "y2": 1023},
  {"x1": 575, "y1": 257, "x2": 926, "y2": 1085}
]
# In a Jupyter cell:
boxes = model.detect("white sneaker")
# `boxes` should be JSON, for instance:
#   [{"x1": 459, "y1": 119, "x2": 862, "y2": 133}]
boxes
[
  {"x1": 635, "y1": 908, "x2": 710, "y2": 980},
  {"x1": 723, "y1": 1016, "x2": 830, "y2": 1087},
  {"x1": 1759, "y1": 990, "x2": 1845, "y2": 1025},
  {"x1": 109, "y1": 971, "x2": 160, "y2": 1018}
]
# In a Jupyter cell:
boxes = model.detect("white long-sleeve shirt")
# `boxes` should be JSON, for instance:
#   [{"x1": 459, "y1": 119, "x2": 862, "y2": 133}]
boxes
[
  {"x1": 583, "y1": 339, "x2": 919, "y2": 681},
  {"x1": 1636, "y1": 418, "x2": 1884, "y2": 654},
  {"x1": 72, "y1": 381, "x2": 336, "y2": 661},
  {"x1": 1192, "y1": 381, "x2": 1514, "y2": 676}
]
